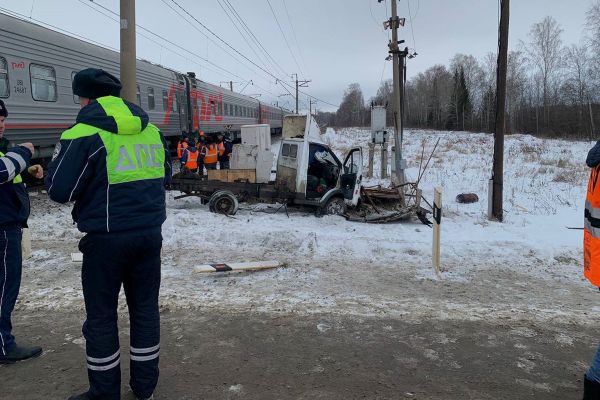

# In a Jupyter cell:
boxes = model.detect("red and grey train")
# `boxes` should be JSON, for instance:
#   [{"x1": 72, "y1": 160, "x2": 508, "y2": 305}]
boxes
[{"x1": 0, "y1": 12, "x2": 288, "y2": 157}]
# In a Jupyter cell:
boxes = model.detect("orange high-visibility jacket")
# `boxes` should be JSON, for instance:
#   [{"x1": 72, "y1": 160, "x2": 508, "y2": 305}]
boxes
[
  {"x1": 217, "y1": 142, "x2": 225, "y2": 157},
  {"x1": 184, "y1": 148, "x2": 199, "y2": 170},
  {"x1": 584, "y1": 164, "x2": 600, "y2": 286},
  {"x1": 203, "y1": 144, "x2": 218, "y2": 164},
  {"x1": 177, "y1": 141, "x2": 189, "y2": 159}
]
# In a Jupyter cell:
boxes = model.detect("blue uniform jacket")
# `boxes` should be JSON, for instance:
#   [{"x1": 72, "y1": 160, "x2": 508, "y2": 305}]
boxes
[
  {"x1": 0, "y1": 146, "x2": 31, "y2": 228},
  {"x1": 45, "y1": 98, "x2": 172, "y2": 234}
]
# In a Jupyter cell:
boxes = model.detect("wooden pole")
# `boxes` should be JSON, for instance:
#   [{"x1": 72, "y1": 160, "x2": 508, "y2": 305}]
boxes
[
  {"x1": 120, "y1": 0, "x2": 137, "y2": 103},
  {"x1": 492, "y1": 0, "x2": 509, "y2": 222},
  {"x1": 432, "y1": 187, "x2": 442, "y2": 277},
  {"x1": 381, "y1": 145, "x2": 388, "y2": 179}
]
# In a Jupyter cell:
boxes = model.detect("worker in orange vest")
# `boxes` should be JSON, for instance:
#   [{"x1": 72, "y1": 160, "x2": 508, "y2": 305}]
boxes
[
  {"x1": 583, "y1": 141, "x2": 600, "y2": 397},
  {"x1": 201, "y1": 137, "x2": 219, "y2": 170},
  {"x1": 181, "y1": 142, "x2": 200, "y2": 174},
  {"x1": 176, "y1": 135, "x2": 188, "y2": 160}
]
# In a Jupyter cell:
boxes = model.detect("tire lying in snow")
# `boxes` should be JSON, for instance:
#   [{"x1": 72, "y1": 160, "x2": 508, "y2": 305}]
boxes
[{"x1": 209, "y1": 190, "x2": 239, "y2": 215}]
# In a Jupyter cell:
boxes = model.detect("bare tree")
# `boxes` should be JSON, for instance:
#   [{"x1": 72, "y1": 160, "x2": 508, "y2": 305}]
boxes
[{"x1": 524, "y1": 16, "x2": 564, "y2": 127}]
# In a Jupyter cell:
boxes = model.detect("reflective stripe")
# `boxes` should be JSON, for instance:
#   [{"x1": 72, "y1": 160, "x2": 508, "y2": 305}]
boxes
[
  {"x1": 0, "y1": 231, "x2": 8, "y2": 355},
  {"x1": 0, "y1": 157, "x2": 15, "y2": 181},
  {"x1": 130, "y1": 344, "x2": 160, "y2": 354},
  {"x1": 4, "y1": 152, "x2": 26, "y2": 172},
  {"x1": 586, "y1": 200, "x2": 600, "y2": 219},
  {"x1": 87, "y1": 357, "x2": 120, "y2": 371},
  {"x1": 130, "y1": 352, "x2": 159, "y2": 362},
  {"x1": 585, "y1": 219, "x2": 600, "y2": 238},
  {"x1": 87, "y1": 349, "x2": 120, "y2": 364}
]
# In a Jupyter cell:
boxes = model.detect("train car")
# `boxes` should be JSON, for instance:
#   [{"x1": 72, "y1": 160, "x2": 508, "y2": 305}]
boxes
[{"x1": 0, "y1": 12, "x2": 289, "y2": 157}]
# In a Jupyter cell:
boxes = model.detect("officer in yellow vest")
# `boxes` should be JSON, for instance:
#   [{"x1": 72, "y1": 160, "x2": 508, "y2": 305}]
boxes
[
  {"x1": 45, "y1": 69, "x2": 171, "y2": 400},
  {"x1": 584, "y1": 142, "x2": 600, "y2": 398},
  {"x1": 0, "y1": 99, "x2": 44, "y2": 364}
]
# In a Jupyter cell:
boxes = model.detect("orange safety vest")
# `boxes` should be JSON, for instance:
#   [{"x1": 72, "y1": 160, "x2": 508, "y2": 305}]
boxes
[
  {"x1": 203, "y1": 144, "x2": 218, "y2": 164},
  {"x1": 184, "y1": 149, "x2": 199, "y2": 170},
  {"x1": 584, "y1": 165, "x2": 600, "y2": 286},
  {"x1": 217, "y1": 142, "x2": 225, "y2": 157},
  {"x1": 177, "y1": 141, "x2": 189, "y2": 159}
]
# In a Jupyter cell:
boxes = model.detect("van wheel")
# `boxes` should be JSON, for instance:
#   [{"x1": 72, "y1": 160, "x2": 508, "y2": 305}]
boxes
[
  {"x1": 209, "y1": 191, "x2": 239, "y2": 215},
  {"x1": 323, "y1": 197, "x2": 346, "y2": 216}
]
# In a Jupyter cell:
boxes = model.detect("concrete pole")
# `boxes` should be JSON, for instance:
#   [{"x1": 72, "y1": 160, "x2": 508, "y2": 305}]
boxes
[
  {"x1": 120, "y1": 0, "x2": 137, "y2": 103},
  {"x1": 295, "y1": 74, "x2": 299, "y2": 114},
  {"x1": 381, "y1": 145, "x2": 388, "y2": 179},
  {"x1": 230, "y1": 81, "x2": 233, "y2": 91},
  {"x1": 390, "y1": 0, "x2": 406, "y2": 204},
  {"x1": 491, "y1": 0, "x2": 509, "y2": 222}
]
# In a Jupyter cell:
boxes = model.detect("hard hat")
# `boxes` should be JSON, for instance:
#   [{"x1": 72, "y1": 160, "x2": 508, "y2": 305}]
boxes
[{"x1": 200, "y1": 131, "x2": 205, "y2": 136}]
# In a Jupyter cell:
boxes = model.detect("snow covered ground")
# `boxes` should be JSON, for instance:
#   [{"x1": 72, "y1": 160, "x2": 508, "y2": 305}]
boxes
[{"x1": 19, "y1": 128, "x2": 597, "y2": 328}]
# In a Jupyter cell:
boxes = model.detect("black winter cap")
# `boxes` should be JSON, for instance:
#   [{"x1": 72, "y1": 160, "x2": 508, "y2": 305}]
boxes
[
  {"x1": 0, "y1": 100, "x2": 7, "y2": 118},
  {"x1": 72, "y1": 68, "x2": 122, "y2": 99}
]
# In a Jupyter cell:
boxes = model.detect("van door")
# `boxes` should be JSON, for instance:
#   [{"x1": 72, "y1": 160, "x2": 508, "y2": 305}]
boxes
[{"x1": 341, "y1": 147, "x2": 363, "y2": 206}]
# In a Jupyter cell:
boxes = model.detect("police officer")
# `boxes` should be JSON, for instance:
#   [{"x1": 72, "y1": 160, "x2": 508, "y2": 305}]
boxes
[
  {"x1": 45, "y1": 69, "x2": 171, "y2": 400},
  {"x1": 0, "y1": 100, "x2": 44, "y2": 364}
]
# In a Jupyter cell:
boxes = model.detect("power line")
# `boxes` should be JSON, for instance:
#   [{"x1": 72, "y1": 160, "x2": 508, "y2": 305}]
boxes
[
  {"x1": 407, "y1": 0, "x2": 417, "y2": 52},
  {"x1": 282, "y1": 0, "x2": 310, "y2": 78},
  {"x1": 265, "y1": 0, "x2": 305, "y2": 79},
  {"x1": 83, "y1": 0, "x2": 246, "y2": 81},
  {"x1": 222, "y1": 0, "x2": 289, "y2": 79},
  {"x1": 165, "y1": 0, "x2": 336, "y2": 108}
]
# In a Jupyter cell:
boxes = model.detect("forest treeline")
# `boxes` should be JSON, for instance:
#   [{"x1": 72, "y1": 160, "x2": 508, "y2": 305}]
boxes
[{"x1": 317, "y1": 2, "x2": 600, "y2": 139}]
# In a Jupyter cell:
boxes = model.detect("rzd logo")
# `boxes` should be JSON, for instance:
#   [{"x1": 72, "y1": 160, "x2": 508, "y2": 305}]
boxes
[{"x1": 115, "y1": 144, "x2": 163, "y2": 171}]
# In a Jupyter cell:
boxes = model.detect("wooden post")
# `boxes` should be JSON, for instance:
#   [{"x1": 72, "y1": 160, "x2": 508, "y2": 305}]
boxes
[
  {"x1": 381, "y1": 145, "x2": 388, "y2": 179},
  {"x1": 367, "y1": 142, "x2": 375, "y2": 178},
  {"x1": 432, "y1": 187, "x2": 442, "y2": 276}
]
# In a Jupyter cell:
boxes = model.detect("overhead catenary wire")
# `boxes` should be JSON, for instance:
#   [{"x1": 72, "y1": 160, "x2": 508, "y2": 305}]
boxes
[
  {"x1": 222, "y1": 0, "x2": 290, "y2": 79},
  {"x1": 82, "y1": 0, "x2": 247, "y2": 82},
  {"x1": 282, "y1": 0, "x2": 310, "y2": 78},
  {"x1": 265, "y1": 0, "x2": 305, "y2": 79}
]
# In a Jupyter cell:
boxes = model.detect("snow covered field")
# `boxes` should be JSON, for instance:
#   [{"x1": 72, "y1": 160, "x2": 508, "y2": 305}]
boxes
[{"x1": 20, "y1": 128, "x2": 597, "y2": 328}]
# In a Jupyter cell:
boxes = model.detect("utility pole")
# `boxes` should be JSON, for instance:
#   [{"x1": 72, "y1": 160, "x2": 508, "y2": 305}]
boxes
[
  {"x1": 229, "y1": 81, "x2": 233, "y2": 91},
  {"x1": 120, "y1": 0, "x2": 137, "y2": 103},
  {"x1": 385, "y1": 0, "x2": 407, "y2": 204},
  {"x1": 291, "y1": 73, "x2": 310, "y2": 114},
  {"x1": 491, "y1": 0, "x2": 510, "y2": 221}
]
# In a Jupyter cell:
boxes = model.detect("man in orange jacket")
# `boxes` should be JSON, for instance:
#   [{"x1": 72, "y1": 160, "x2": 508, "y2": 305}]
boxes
[{"x1": 584, "y1": 141, "x2": 600, "y2": 398}]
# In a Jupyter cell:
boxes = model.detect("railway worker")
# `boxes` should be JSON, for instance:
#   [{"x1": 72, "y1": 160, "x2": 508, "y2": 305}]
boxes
[
  {"x1": 0, "y1": 100, "x2": 44, "y2": 365},
  {"x1": 216, "y1": 133, "x2": 232, "y2": 170},
  {"x1": 202, "y1": 136, "x2": 219, "y2": 170},
  {"x1": 176, "y1": 134, "x2": 188, "y2": 160},
  {"x1": 45, "y1": 68, "x2": 171, "y2": 400},
  {"x1": 181, "y1": 141, "x2": 200, "y2": 174},
  {"x1": 584, "y1": 140, "x2": 600, "y2": 398}
]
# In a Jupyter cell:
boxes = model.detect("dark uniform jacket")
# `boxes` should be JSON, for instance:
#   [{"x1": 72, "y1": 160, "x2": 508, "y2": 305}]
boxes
[
  {"x1": 45, "y1": 96, "x2": 172, "y2": 233},
  {"x1": 0, "y1": 146, "x2": 31, "y2": 228}
]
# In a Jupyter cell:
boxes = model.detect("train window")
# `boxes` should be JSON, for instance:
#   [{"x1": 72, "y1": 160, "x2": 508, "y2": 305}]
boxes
[
  {"x1": 225, "y1": 103, "x2": 229, "y2": 116},
  {"x1": 147, "y1": 87, "x2": 155, "y2": 110},
  {"x1": 234, "y1": 105, "x2": 238, "y2": 117},
  {"x1": 0, "y1": 58, "x2": 8, "y2": 98},
  {"x1": 218, "y1": 101, "x2": 222, "y2": 116},
  {"x1": 162, "y1": 90, "x2": 168, "y2": 111},
  {"x1": 30, "y1": 64, "x2": 57, "y2": 102},
  {"x1": 136, "y1": 85, "x2": 141, "y2": 106}
]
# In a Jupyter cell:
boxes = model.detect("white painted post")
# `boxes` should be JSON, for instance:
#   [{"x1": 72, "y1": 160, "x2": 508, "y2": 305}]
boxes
[
  {"x1": 432, "y1": 187, "x2": 442, "y2": 277},
  {"x1": 22, "y1": 228, "x2": 32, "y2": 260},
  {"x1": 367, "y1": 142, "x2": 375, "y2": 178},
  {"x1": 381, "y1": 145, "x2": 388, "y2": 179}
]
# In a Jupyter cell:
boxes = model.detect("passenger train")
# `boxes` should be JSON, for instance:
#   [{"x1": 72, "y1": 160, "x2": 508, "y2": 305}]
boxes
[{"x1": 0, "y1": 13, "x2": 289, "y2": 157}]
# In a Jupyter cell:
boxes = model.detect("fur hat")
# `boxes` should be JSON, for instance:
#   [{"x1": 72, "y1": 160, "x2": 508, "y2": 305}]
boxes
[
  {"x1": 72, "y1": 68, "x2": 122, "y2": 99},
  {"x1": 0, "y1": 100, "x2": 7, "y2": 118}
]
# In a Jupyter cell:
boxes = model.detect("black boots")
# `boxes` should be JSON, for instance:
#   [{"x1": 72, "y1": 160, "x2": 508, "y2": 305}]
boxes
[
  {"x1": 584, "y1": 375, "x2": 600, "y2": 399},
  {"x1": 0, "y1": 345, "x2": 42, "y2": 364}
]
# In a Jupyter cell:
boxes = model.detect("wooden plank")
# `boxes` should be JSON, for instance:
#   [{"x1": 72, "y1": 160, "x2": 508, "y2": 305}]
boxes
[
  {"x1": 194, "y1": 260, "x2": 283, "y2": 273},
  {"x1": 71, "y1": 252, "x2": 83, "y2": 263},
  {"x1": 22, "y1": 228, "x2": 32, "y2": 260},
  {"x1": 227, "y1": 169, "x2": 256, "y2": 183},
  {"x1": 207, "y1": 169, "x2": 229, "y2": 182}
]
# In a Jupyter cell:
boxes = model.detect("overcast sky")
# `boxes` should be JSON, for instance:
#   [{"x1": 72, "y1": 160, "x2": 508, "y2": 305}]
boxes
[{"x1": 0, "y1": 0, "x2": 594, "y2": 111}]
